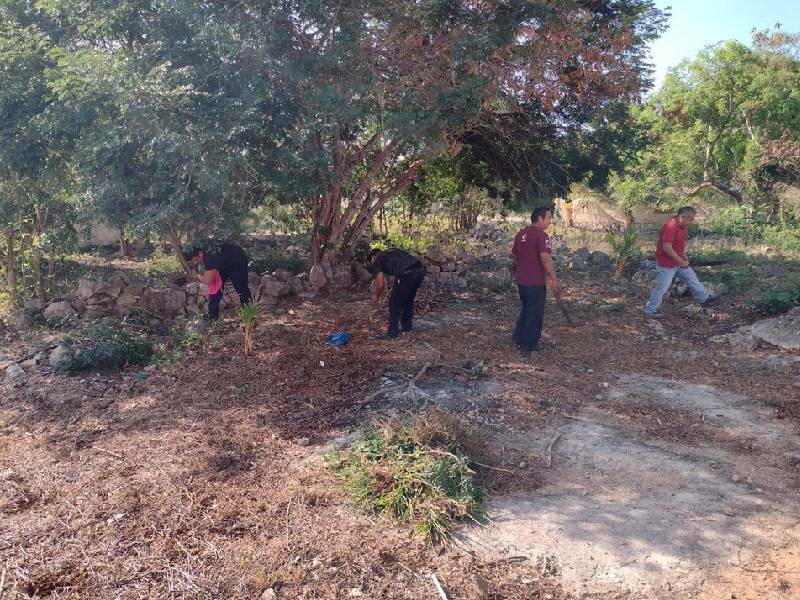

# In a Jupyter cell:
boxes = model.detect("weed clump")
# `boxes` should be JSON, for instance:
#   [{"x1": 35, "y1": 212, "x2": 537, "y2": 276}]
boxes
[
  {"x1": 755, "y1": 277, "x2": 800, "y2": 315},
  {"x1": 327, "y1": 409, "x2": 485, "y2": 544},
  {"x1": 62, "y1": 318, "x2": 154, "y2": 372}
]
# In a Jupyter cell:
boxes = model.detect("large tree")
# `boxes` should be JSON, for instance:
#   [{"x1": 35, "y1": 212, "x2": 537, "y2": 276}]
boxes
[
  {"x1": 614, "y1": 30, "x2": 800, "y2": 215},
  {"x1": 257, "y1": 0, "x2": 665, "y2": 264}
]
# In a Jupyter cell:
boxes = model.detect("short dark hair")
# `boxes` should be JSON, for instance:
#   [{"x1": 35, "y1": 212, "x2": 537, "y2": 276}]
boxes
[
  {"x1": 677, "y1": 206, "x2": 697, "y2": 217},
  {"x1": 182, "y1": 245, "x2": 203, "y2": 262},
  {"x1": 531, "y1": 206, "x2": 552, "y2": 223},
  {"x1": 368, "y1": 248, "x2": 382, "y2": 261}
]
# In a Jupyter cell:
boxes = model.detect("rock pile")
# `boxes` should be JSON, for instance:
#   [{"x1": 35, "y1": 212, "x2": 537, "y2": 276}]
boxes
[{"x1": 712, "y1": 307, "x2": 800, "y2": 352}]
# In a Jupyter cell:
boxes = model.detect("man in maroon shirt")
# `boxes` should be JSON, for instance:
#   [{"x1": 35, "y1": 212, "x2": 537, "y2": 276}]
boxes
[
  {"x1": 645, "y1": 206, "x2": 712, "y2": 317},
  {"x1": 512, "y1": 206, "x2": 558, "y2": 356}
]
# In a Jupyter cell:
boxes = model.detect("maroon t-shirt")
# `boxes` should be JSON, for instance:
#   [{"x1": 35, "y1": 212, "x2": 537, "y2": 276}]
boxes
[
  {"x1": 512, "y1": 225, "x2": 551, "y2": 286},
  {"x1": 655, "y1": 217, "x2": 688, "y2": 268}
]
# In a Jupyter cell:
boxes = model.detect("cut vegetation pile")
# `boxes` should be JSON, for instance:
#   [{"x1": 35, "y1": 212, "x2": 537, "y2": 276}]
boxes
[{"x1": 328, "y1": 409, "x2": 485, "y2": 543}]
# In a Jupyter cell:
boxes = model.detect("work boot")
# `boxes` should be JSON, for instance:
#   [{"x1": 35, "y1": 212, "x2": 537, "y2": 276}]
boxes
[
  {"x1": 376, "y1": 332, "x2": 398, "y2": 341},
  {"x1": 701, "y1": 296, "x2": 718, "y2": 308},
  {"x1": 645, "y1": 311, "x2": 662, "y2": 319}
]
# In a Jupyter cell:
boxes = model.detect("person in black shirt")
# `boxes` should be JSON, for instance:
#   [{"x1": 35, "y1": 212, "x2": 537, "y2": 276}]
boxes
[
  {"x1": 184, "y1": 241, "x2": 252, "y2": 321},
  {"x1": 369, "y1": 248, "x2": 426, "y2": 339}
]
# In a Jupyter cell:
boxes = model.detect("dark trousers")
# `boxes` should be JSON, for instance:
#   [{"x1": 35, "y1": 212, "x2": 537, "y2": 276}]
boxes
[
  {"x1": 387, "y1": 269, "x2": 425, "y2": 337},
  {"x1": 208, "y1": 265, "x2": 252, "y2": 321},
  {"x1": 512, "y1": 284, "x2": 546, "y2": 351}
]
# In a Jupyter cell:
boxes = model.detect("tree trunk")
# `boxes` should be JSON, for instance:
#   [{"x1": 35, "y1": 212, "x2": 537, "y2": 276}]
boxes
[
  {"x1": 47, "y1": 245, "x2": 55, "y2": 300},
  {"x1": 166, "y1": 226, "x2": 191, "y2": 274},
  {"x1": 119, "y1": 232, "x2": 133, "y2": 257},
  {"x1": 4, "y1": 228, "x2": 17, "y2": 307}
]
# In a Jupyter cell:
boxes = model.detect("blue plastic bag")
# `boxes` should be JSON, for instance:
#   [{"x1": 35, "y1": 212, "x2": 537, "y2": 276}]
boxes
[{"x1": 327, "y1": 331, "x2": 351, "y2": 347}]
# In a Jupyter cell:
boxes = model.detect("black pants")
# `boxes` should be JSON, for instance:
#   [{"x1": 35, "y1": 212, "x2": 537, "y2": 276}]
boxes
[
  {"x1": 512, "y1": 284, "x2": 546, "y2": 351},
  {"x1": 208, "y1": 265, "x2": 252, "y2": 321},
  {"x1": 387, "y1": 269, "x2": 425, "y2": 337}
]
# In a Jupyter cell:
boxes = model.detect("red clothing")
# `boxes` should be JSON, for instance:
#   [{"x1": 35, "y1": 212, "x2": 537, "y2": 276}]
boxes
[
  {"x1": 512, "y1": 225, "x2": 551, "y2": 286},
  {"x1": 655, "y1": 217, "x2": 688, "y2": 268}
]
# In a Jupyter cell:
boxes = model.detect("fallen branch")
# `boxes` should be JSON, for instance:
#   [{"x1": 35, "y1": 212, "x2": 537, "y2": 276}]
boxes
[
  {"x1": 91, "y1": 446, "x2": 124, "y2": 460},
  {"x1": 544, "y1": 433, "x2": 562, "y2": 468},
  {"x1": 431, "y1": 573, "x2": 449, "y2": 600},
  {"x1": 0, "y1": 568, "x2": 6, "y2": 600}
]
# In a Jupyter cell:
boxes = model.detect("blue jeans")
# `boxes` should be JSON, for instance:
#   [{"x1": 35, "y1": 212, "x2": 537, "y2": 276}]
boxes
[{"x1": 645, "y1": 265, "x2": 708, "y2": 314}]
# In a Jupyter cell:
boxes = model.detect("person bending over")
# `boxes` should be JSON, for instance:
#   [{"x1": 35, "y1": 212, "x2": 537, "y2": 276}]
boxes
[
  {"x1": 369, "y1": 248, "x2": 426, "y2": 340},
  {"x1": 184, "y1": 241, "x2": 252, "y2": 321}
]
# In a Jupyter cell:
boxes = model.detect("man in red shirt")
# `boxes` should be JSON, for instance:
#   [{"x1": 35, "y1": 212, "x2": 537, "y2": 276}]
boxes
[
  {"x1": 645, "y1": 206, "x2": 712, "y2": 317},
  {"x1": 512, "y1": 206, "x2": 558, "y2": 356}
]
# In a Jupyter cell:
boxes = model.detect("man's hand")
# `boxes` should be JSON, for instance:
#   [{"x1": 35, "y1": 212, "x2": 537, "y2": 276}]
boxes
[
  {"x1": 679, "y1": 258, "x2": 690, "y2": 268},
  {"x1": 548, "y1": 276, "x2": 558, "y2": 291}
]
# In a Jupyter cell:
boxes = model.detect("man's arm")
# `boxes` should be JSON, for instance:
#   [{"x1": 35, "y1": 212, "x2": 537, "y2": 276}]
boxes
[
  {"x1": 662, "y1": 242, "x2": 689, "y2": 267},
  {"x1": 372, "y1": 272, "x2": 386, "y2": 304},
  {"x1": 541, "y1": 253, "x2": 557, "y2": 290}
]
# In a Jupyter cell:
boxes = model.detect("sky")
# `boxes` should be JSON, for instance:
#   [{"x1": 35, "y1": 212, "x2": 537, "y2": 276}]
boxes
[{"x1": 648, "y1": 0, "x2": 800, "y2": 91}]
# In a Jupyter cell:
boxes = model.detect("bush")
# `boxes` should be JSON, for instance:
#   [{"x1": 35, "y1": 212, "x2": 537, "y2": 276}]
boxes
[
  {"x1": 755, "y1": 277, "x2": 800, "y2": 315},
  {"x1": 63, "y1": 319, "x2": 154, "y2": 372},
  {"x1": 327, "y1": 409, "x2": 485, "y2": 544},
  {"x1": 369, "y1": 231, "x2": 430, "y2": 256},
  {"x1": 249, "y1": 251, "x2": 307, "y2": 275},
  {"x1": 708, "y1": 207, "x2": 800, "y2": 254},
  {"x1": 605, "y1": 226, "x2": 639, "y2": 277}
]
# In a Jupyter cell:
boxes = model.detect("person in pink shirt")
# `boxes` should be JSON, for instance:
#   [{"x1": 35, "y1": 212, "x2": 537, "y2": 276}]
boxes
[{"x1": 645, "y1": 206, "x2": 714, "y2": 317}]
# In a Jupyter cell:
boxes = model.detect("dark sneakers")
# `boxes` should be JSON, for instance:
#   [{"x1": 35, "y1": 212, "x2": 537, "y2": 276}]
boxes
[
  {"x1": 701, "y1": 296, "x2": 719, "y2": 307},
  {"x1": 376, "y1": 333, "x2": 399, "y2": 341}
]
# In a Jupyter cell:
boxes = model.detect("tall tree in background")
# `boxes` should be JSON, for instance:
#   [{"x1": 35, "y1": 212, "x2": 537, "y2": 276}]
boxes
[{"x1": 612, "y1": 30, "x2": 800, "y2": 217}]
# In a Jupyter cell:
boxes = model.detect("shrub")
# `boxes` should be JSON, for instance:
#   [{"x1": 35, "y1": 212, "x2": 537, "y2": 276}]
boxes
[
  {"x1": 755, "y1": 277, "x2": 800, "y2": 315},
  {"x1": 370, "y1": 231, "x2": 430, "y2": 256},
  {"x1": 249, "y1": 250, "x2": 307, "y2": 275},
  {"x1": 327, "y1": 409, "x2": 485, "y2": 544},
  {"x1": 605, "y1": 226, "x2": 639, "y2": 278},
  {"x1": 63, "y1": 319, "x2": 154, "y2": 372}
]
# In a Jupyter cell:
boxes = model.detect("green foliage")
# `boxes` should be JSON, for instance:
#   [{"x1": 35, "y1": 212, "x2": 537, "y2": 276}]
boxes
[
  {"x1": 171, "y1": 325, "x2": 204, "y2": 353},
  {"x1": 249, "y1": 251, "x2": 307, "y2": 276},
  {"x1": 755, "y1": 277, "x2": 800, "y2": 315},
  {"x1": 605, "y1": 226, "x2": 640, "y2": 277},
  {"x1": 327, "y1": 410, "x2": 485, "y2": 544},
  {"x1": 369, "y1": 231, "x2": 430, "y2": 256},
  {"x1": 236, "y1": 302, "x2": 258, "y2": 327},
  {"x1": 140, "y1": 247, "x2": 182, "y2": 277},
  {"x1": 63, "y1": 319, "x2": 153, "y2": 372},
  {"x1": 709, "y1": 206, "x2": 800, "y2": 253}
]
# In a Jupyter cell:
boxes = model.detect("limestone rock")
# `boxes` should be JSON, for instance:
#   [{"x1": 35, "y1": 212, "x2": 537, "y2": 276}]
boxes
[
  {"x1": 43, "y1": 301, "x2": 77, "y2": 321},
  {"x1": 261, "y1": 275, "x2": 292, "y2": 298},
  {"x1": 309, "y1": 264, "x2": 327, "y2": 289},
  {"x1": 727, "y1": 329, "x2": 759, "y2": 352},
  {"x1": 750, "y1": 307, "x2": 800, "y2": 351},
  {"x1": 116, "y1": 293, "x2": 140, "y2": 313},
  {"x1": 762, "y1": 355, "x2": 800, "y2": 373},
  {"x1": 143, "y1": 288, "x2": 186, "y2": 317},
  {"x1": 353, "y1": 264, "x2": 372, "y2": 285},
  {"x1": 424, "y1": 245, "x2": 448, "y2": 265},
  {"x1": 84, "y1": 305, "x2": 111, "y2": 321},
  {"x1": 441, "y1": 262, "x2": 456, "y2": 272},
  {"x1": 77, "y1": 278, "x2": 100, "y2": 300},
  {"x1": 590, "y1": 250, "x2": 612, "y2": 268},
  {"x1": 49, "y1": 344, "x2": 74, "y2": 369},
  {"x1": 332, "y1": 264, "x2": 353, "y2": 289},
  {"x1": 107, "y1": 273, "x2": 129, "y2": 298},
  {"x1": 7, "y1": 310, "x2": 33, "y2": 331},
  {"x1": 4, "y1": 363, "x2": 25, "y2": 381},
  {"x1": 288, "y1": 275, "x2": 305, "y2": 296},
  {"x1": 22, "y1": 298, "x2": 44, "y2": 314}
]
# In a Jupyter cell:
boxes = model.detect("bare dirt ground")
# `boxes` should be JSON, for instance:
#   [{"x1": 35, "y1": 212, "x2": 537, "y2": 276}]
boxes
[{"x1": 2, "y1": 266, "x2": 799, "y2": 599}]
